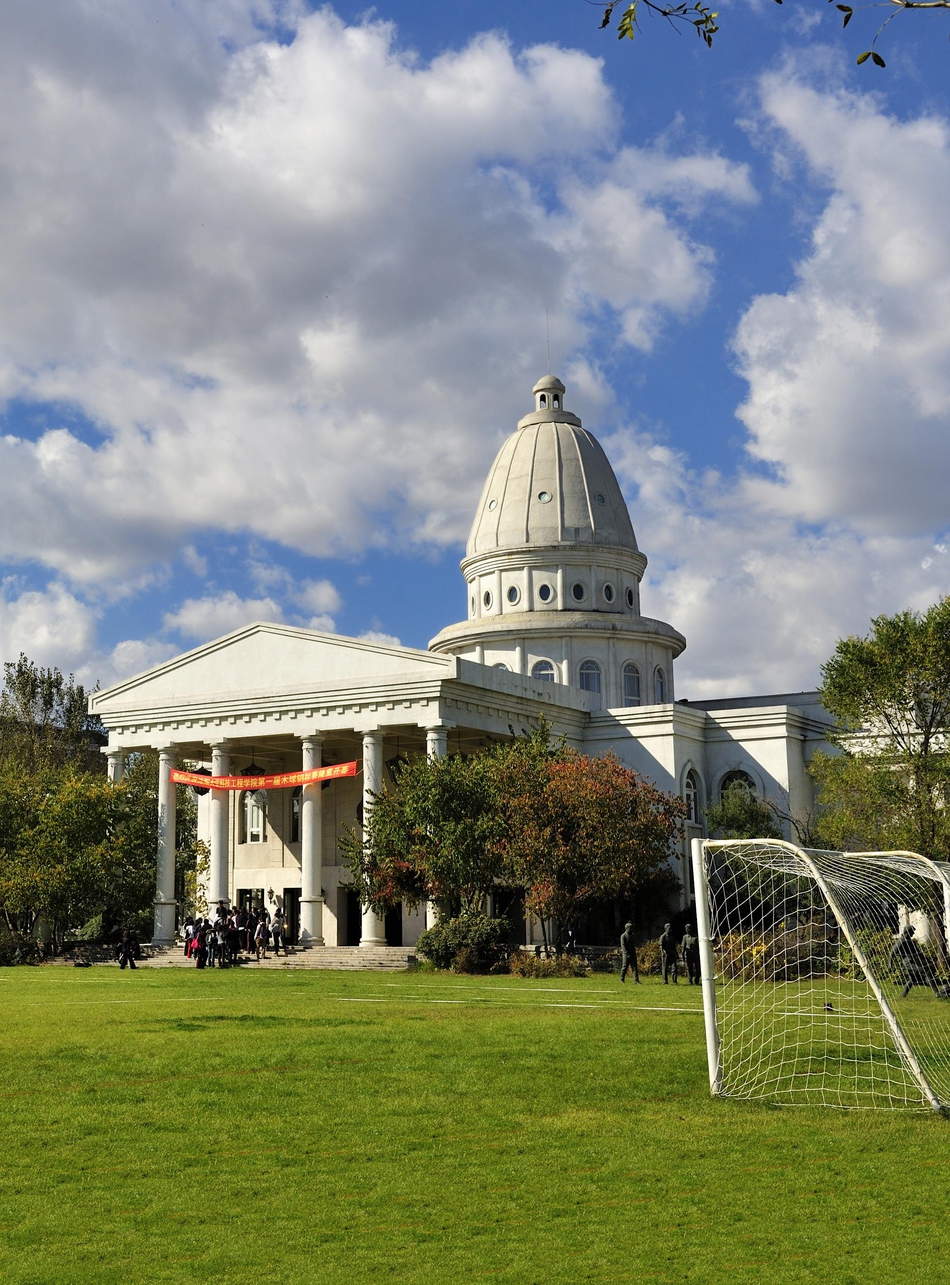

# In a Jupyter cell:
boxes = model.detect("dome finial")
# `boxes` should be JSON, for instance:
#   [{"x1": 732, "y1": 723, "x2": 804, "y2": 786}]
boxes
[{"x1": 532, "y1": 374, "x2": 566, "y2": 414}]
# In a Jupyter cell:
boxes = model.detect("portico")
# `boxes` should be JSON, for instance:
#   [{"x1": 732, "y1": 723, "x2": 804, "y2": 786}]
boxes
[{"x1": 89, "y1": 625, "x2": 595, "y2": 946}]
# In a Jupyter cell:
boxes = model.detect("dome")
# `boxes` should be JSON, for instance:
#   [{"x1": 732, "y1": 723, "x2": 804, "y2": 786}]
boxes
[{"x1": 467, "y1": 379, "x2": 639, "y2": 558}]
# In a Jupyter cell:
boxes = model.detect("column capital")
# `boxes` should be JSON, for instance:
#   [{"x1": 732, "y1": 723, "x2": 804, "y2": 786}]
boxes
[
  {"x1": 362, "y1": 729, "x2": 384, "y2": 744},
  {"x1": 299, "y1": 733, "x2": 326, "y2": 747},
  {"x1": 158, "y1": 745, "x2": 178, "y2": 760}
]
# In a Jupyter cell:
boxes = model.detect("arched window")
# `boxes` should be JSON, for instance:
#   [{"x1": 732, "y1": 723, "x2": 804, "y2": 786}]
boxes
[
  {"x1": 531, "y1": 660, "x2": 555, "y2": 682},
  {"x1": 553, "y1": 394, "x2": 560, "y2": 408},
  {"x1": 720, "y1": 770, "x2": 755, "y2": 801},
  {"x1": 654, "y1": 667, "x2": 667, "y2": 703},
  {"x1": 493, "y1": 662, "x2": 509, "y2": 671},
  {"x1": 623, "y1": 663, "x2": 641, "y2": 707},
  {"x1": 579, "y1": 660, "x2": 601, "y2": 694},
  {"x1": 291, "y1": 786, "x2": 301, "y2": 843},
  {"x1": 685, "y1": 770, "x2": 700, "y2": 823},
  {"x1": 242, "y1": 791, "x2": 267, "y2": 844},
  {"x1": 539, "y1": 393, "x2": 547, "y2": 408}
]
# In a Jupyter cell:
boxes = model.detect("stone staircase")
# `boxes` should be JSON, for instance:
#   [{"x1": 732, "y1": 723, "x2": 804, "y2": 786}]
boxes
[{"x1": 140, "y1": 944, "x2": 416, "y2": 972}]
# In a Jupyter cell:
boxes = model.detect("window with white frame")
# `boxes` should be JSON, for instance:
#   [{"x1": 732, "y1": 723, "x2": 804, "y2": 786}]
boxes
[
  {"x1": 685, "y1": 770, "x2": 700, "y2": 823},
  {"x1": 622, "y1": 663, "x2": 641, "y2": 707},
  {"x1": 579, "y1": 660, "x2": 601, "y2": 694},
  {"x1": 243, "y1": 790, "x2": 267, "y2": 844},
  {"x1": 531, "y1": 660, "x2": 555, "y2": 682}
]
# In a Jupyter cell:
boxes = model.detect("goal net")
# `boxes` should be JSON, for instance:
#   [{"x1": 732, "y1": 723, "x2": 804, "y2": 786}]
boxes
[{"x1": 692, "y1": 838, "x2": 950, "y2": 1112}]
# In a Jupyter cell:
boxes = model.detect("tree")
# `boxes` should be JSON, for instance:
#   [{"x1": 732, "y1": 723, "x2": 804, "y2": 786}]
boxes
[
  {"x1": 0, "y1": 653, "x2": 200, "y2": 946},
  {"x1": 343, "y1": 723, "x2": 685, "y2": 949},
  {"x1": 704, "y1": 780, "x2": 783, "y2": 842},
  {"x1": 0, "y1": 653, "x2": 105, "y2": 772},
  {"x1": 341, "y1": 745, "x2": 510, "y2": 916},
  {"x1": 597, "y1": 0, "x2": 944, "y2": 68},
  {"x1": 502, "y1": 747, "x2": 685, "y2": 949},
  {"x1": 811, "y1": 599, "x2": 950, "y2": 860}
]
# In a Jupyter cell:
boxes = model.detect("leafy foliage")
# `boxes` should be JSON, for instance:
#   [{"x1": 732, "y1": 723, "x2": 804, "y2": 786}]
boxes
[
  {"x1": 343, "y1": 722, "x2": 685, "y2": 950},
  {"x1": 0, "y1": 653, "x2": 105, "y2": 771},
  {"x1": 599, "y1": 0, "x2": 948, "y2": 67},
  {"x1": 0, "y1": 653, "x2": 200, "y2": 948},
  {"x1": 812, "y1": 599, "x2": 950, "y2": 860},
  {"x1": 704, "y1": 781, "x2": 783, "y2": 841},
  {"x1": 415, "y1": 911, "x2": 511, "y2": 973}
]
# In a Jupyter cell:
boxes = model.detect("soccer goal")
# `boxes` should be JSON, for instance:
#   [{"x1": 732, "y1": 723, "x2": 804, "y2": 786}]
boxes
[{"x1": 690, "y1": 838, "x2": 950, "y2": 1112}]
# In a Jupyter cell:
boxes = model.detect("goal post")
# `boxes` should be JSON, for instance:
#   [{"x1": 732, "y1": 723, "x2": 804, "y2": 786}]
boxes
[{"x1": 691, "y1": 837, "x2": 950, "y2": 1113}]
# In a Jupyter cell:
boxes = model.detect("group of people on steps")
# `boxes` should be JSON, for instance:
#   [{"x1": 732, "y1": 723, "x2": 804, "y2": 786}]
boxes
[{"x1": 183, "y1": 903, "x2": 288, "y2": 968}]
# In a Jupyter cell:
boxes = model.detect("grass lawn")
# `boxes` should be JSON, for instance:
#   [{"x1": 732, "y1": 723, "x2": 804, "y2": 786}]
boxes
[{"x1": 0, "y1": 966, "x2": 947, "y2": 1285}]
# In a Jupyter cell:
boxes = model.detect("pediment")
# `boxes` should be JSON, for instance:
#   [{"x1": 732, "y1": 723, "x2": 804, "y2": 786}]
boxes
[{"x1": 92, "y1": 622, "x2": 453, "y2": 715}]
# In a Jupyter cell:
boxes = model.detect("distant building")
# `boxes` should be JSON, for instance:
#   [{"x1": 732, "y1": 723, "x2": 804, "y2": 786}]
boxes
[{"x1": 91, "y1": 376, "x2": 833, "y2": 947}]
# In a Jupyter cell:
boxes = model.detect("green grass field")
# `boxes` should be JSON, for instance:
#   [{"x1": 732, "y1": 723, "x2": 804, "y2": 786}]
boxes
[{"x1": 1, "y1": 966, "x2": 948, "y2": 1285}]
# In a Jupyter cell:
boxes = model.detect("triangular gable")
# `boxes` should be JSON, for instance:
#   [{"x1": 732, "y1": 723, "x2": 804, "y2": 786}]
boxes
[{"x1": 92, "y1": 622, "x2": 453, "y2": 713}]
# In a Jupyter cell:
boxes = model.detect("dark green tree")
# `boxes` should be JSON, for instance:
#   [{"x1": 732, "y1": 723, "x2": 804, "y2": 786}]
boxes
[
  {"x1": 812, "y1": 598, "x2": 950, "y2": 860},
  {"x1": 704, "y1": 780, "x2": 783, "y2": 841}
]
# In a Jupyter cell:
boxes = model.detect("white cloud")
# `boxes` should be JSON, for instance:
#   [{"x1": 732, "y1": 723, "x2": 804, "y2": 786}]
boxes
[
  {"x1": 163, "y1": 591, "x2": 283, "y2": 641},
  {"x1": 594, "y1": 72, "x2": 950, "y2": 696},
  {"x1": 358, "y1": 629, "x2": 403, "y2": 647},
  {"x1": 735, "y1": 73, "x2": 950, "y2": 539},
  {"x1": 0, "y1": 582, "x2": 98, "y2": 673},
  {"x1": 0, "y1": 4, "x2": 753, "y2": 589},
  {"x1": 296, "y1": 579, "x2": 342, "y2": 616}
]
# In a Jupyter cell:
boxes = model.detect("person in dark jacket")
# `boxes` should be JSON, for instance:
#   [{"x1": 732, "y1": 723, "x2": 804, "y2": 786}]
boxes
[
  {"x1": 659, "y1": 923, "x2": 679, "y2": 984},
  {"x1": 681, "y1": 926, "x2": 701, "y2": 985},
  {"x1": 619, "y1": 922, "x2": 639, "y2": 984},
  {"x1": 116, "y1": 930, "x2": 137, "y2": 971}
]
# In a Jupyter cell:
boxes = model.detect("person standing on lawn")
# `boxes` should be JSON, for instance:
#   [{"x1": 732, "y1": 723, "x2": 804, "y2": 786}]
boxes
[
  {"x1": 659, "y1": 923, "x2": 679, "y2": 984},
  {"x1": 619, "y1": 922, "x2": 639, "y2": 984},
  {"x1": 116, "y1": 931, "x2": 137, "y2": 971}
]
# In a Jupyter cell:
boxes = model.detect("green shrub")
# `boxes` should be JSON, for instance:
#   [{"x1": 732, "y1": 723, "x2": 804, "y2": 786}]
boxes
[
  {"x1": 416, "y1": 913, "x2": 510, "y2": 973},
  {"x1": 0, "y1": 929, "x2": 45, "y2": 966},
  {"x1": 637, "y1": 939, "x2": 662, "y2": 976},
  {"x1": 508, "y1": 952, "x2": 588, "y2": 978}
]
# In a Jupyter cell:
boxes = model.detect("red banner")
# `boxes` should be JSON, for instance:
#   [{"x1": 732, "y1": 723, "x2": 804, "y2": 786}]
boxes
[{"x1": 170, "y1": 761, "x2": 357, "y2": 790}]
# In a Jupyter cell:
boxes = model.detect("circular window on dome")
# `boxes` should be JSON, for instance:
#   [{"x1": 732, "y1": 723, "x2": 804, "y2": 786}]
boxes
[
  {"x1": 572, "y1": 582, "x2": 586, "y2": 602},
  {"x1": 603, "y1": 583, "x2": 615, "y2": 603},
  {"x1": 537, "y1": 491, "x2": 552, "y2": 503},
  {"x1": 626, "y1": 587, "x2": 635, "y2": 609},
  {"x1": 538, "y1": 583, "x2": 554, "y2": 603},
  {"x1": 595, "y1": 493, "x2": 606, "y2": 505},
  {"x1": 488, "y1": 499, "x2": 497, "y2": 510},
  {"x1": 506, "y1": 586, "x2": 520, "y2": 605},
  {"x1": 483, "y1": 590, "x2": 493, "y2": 609}
]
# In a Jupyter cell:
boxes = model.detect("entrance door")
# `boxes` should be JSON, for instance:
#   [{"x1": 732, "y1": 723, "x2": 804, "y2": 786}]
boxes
[
  {"x1": 343, "y1": 888, "x2": 362, "y2": 946},
  {"x1": 385, "y1": 904, "x2": 403, "y2": 947},
  {"x1": 283, "y1": 888, "x2": 301, "y2": 945}
]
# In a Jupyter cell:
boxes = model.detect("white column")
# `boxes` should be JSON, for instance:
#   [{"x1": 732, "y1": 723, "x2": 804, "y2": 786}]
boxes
[
  {"x1": 300, "y1": 735, "x2": 325, "y2": 946},
  {"x1": 424, "y1": 727, "x2": 448, "y2": 930},
  {"x1": 208, "y1": 743, "x2": 231, "y2": 913},
  {"x1": 106, "y1": 750, "x2": 125, "y2": 784},
  {"x1": 360, "y1": 730, "x2": 387, "y2": 947},
  {"x1": 154, "y1": 746, "x2": 178, "y2": 945}
]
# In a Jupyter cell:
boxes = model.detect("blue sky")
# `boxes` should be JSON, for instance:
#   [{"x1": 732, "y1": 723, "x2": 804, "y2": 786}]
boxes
[{"x1": 1, "y1": 0, "x2": 949, "y2": 696}]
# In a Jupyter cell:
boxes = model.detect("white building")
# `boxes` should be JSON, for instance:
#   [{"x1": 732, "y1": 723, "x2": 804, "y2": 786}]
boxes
[{"x1": 90, "y1": 376, "x2": 834, "y2": 947}]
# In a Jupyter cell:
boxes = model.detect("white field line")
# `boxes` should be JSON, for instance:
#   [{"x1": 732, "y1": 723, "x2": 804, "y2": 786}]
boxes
[{"x1": 335, "y1": 994, "x2": 702, "y2": 1013}]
